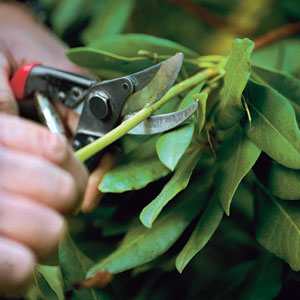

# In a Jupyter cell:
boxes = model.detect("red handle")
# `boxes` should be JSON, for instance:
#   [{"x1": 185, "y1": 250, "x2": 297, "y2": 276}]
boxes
[{"x1": 10, "y1": 62, "x2": 41, "y2": 100}]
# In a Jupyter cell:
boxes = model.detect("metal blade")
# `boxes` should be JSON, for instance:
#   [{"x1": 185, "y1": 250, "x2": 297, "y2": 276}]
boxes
[
  {"x1": 121, "y1": 53, "x2": 184, "y2": 116},
  {"x1": 124, "y1": 100, "x2": 199, "y2": 135}
]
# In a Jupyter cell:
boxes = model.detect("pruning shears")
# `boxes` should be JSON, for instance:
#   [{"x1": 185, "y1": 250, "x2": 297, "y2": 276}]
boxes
[{"x1": 10, "y1": 53, "x2": 198, "y2": 170}]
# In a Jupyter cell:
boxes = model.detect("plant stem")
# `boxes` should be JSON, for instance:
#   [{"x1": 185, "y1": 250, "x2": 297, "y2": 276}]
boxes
[{"x1": 75, "y1": 68, "x2": 217, "y2": 162}]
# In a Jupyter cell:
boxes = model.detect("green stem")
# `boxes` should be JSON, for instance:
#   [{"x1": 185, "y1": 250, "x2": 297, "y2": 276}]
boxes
[{"x1": 75, "y1": 68, "x2": 217, "y2": 162}]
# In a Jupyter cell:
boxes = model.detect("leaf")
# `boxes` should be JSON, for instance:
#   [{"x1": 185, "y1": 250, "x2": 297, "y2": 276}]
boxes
[
  {"x1": 51, "y1": 0, "x2": 93, "y2": 35},
  {"x1": 99, "y1": 158, "x2": 170, "y2": 193},
  {"x1": 140, "y1": 149, "x2": 201, "y2": 228},
  {"x1": 246, "y1": 80, "x2": 300, "y2": 169},
  {"x1": 66, "y1": 34, "x2": 198, "y2": 79},
  {"x1": 239, "y1": 254, "x2": 282, "y2": 300},
  {"x1": 178, "y1": 82, "x2": 205, "y2": 110},
  {"x1": 176, "y1": 192, "x2": 224, "y2": 273},
  {"x1": 59, "y1": 232, "x2": 108, "y2": 299},
  {"x1": 66, "y1": 47, "x2": 154, "y2": 79},
  {"x1": 251, "y1": 39, "x2": 300, "y2": 75},
  {"x1": 217, "y1": 126, "x2": 261, "y2": 215},
  {"x1": 255, "y1": 189, "x2": 300, "y2": 271},
  {"x1": 36, "y1": 265, "x2": 64, "y2": 300},
  {"x1": 87, "y1": 33, "x2": 198, "y2": 58},
  {"x1": 194, "y1": 92, "x2": 208, "y2": 136},
  {"x1": 156, "y1": 123, "x2": 194, "y2": 171},
  {"x1": 268, "y1": 163, "x2": 300, "y2": 200},
  {"x1": 251, "y1": 64, "x2": 300, "y2": 116},
  {"x1": 81, "y1": 0, "x2": 136, "y2": 44},
  {"x1": 87, "y1": 179, "x2": 211, "y2": 277},
  {"x1": 218, "y1": 38, "x2": 254, "y2": 129}
]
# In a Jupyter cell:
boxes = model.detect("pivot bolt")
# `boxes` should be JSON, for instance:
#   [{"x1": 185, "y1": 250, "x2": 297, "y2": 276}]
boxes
[{"x1": 89, "y1": 95, "x2": 110, "y2": 120}]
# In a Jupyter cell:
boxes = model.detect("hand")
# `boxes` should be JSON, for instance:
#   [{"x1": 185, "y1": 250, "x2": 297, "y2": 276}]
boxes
[
  {"x1": 0, "y1": 2, "x2": 114, "y2": 296},
  {"x1": 0, "y1": 2, "x2": 115, "y2": 212}
]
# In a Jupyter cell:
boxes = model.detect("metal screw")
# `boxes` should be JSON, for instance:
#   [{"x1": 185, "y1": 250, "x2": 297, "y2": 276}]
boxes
[
  {"x1": 71, "y1": 87, "x2": 81, "y2": 98},
  {"x1": 72, "y1": 139, "x2": 81, "y2": 150},
  {"x1": 58, "y1": 91, "x2": 66, "y2": 102},
  {"x1": 89, "y1": 96, "x2": 110, "y2": 120},
  {"x1": 87, "y1": 136, "x2": 96, "y2": 144}
]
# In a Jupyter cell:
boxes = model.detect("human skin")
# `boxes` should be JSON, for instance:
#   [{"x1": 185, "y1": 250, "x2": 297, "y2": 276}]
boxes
[{"x1": 0, "y1": 1, "x2": 114, "y2": 295}]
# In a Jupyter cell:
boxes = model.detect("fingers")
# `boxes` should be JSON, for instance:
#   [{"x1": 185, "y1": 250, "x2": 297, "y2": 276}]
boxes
[
  {"x1": 0, "y1": 188, "x2": 65, "y2": 260},
  {"x1": 81, "y1": 152, "x2": 115, "y2": 213},
  {"x1": 0, "y1": 49, "x2": 18, "y2": 115},
  {"x1": 0, "y1": 237, "x2": 35, "y2": 295},
  {"x1": 0, "y1": 114, "x2": 88, "y2": 213}
]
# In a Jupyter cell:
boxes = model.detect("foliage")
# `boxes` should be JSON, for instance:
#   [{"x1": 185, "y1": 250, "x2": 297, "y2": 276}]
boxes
[{"x1": 26, "y1": 0, "x2": 300, "y2": 299}]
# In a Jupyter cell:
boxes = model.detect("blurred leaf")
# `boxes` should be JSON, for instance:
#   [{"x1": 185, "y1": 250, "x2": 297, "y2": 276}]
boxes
[
  {"x1": 217, "y1": 126, "x2": 261, "y2": 215},
  {"x1": 36, "y1": 265, "x2": 64, "y2": 300},
  {"x1": 87, "y1": 33, "x2": 198, "y2": 58},
  {"x1": 99, "y1": 158, "x2": 170, "y2": 193},
  {"x1": 59, "y1": 232, "x2": 108, "y2": 299},
  {"x1": 246, "y1": 80, "x2": 300, "y2": 169},
  {"x1": 81, "y1": 0, "x2": 136, "y2": 44},
  {"x1": 140, "y1": 149, "x2": 201, "y2": 228},
  {"x1": 87, "y1": 179, "x2": 209, "y2": 277},
  {"x1": 277, "y1": 0, "x2": 300, "y2": 18},
  {"x1": 239, "y1": 254, "x2": 282, "y2": 300},
  {"x1": 218, "y1": 38, "x2": 254, "y2": 129},
  {"x1": 51, "y1": 0, "x2": 93, "y2": 35},
  {"x1": 176, "y1": 192, "x2": 223, "y2": 273},
  {"x1": 255, "y1": 189, "x2": 300, "y2": 271},
  {"x1": 251, "y1": 39, "x2": 300, "y2": 75},
  {"x1": 156, "y1": 123, "x2": 194, "y2": 171},
  {"x1": 268, "y1": 163, "x2": 300, "y2": 200}
]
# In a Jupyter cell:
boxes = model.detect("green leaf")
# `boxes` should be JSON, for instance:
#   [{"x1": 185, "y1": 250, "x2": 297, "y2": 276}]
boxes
[
  {"x1": 36, "y1": 265, "x2": 64, "y2": 300},
  {"x1": 217, "y1": 126, "x2": 261, "y2": 215},
  {"x1": 251, "y1": 64, "x2": 300, "y2": 116},
  {"x1": 81, "y1": 0, "x2": 136, "y2": 44},
  {"x1": 194, "y1": 92, "x2": 208, "y2": 136},
  {"x1": 239, "y1": 254, "x2": 282, "y2": 300},
  {"x1": 268, "y1": 163, "x2": 300, "y2": 200},
  {"x1": 99, "y1": 158, "x2": 170, "y2": 193},
  {"x1": 66, "y1": 46, "x2": 154, "y2": 79},
  {"x1": 246, "y1": 80, "x2": 300, "y2": 169},
  {"x1": 87, "y1": 179, "x2": 210, "y2": 277},
  {"x1": 156, "y1": 123, "x2": 194, "y2": 171},
  {"x1": 178, "y1": 82, "x2": 205, "y2": 110},
  {"x1": 255, "y1": 189, "x2": 300, "y2": 271},
  {"x1": 140, "y1": 149, "x2": 201, "y2": 228},
  {"x1": 176, "y1": 192, "x2": 223, "y2": 273},
  {"x1": 59, "y1": 232, "x2": 107, "y2": 299},
  {"x1": 251, "y1": 39, "x2": 300, "y2": 75},
  {"x1": 218, "y1": 38, "x2": 254, "y2": 129},
  {"x1": 51, "y1": 0, "x2": 92, "y2": 35},
  {"x1": 87, "y1": 33, "x2": 198, "y2": 58}
]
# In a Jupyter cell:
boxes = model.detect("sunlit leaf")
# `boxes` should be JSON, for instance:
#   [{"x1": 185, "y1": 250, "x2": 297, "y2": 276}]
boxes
[
  {"x1": 99, "y1": 158, "x2": 170, "y2": 193},
  {"x1": 87, "y1": 179, "x2": 210, "y2": 277},
  {"x1": 255, "y1": 189, "x2": 300, "y2": 271},
  {"x1": 217, "y1": 126, "x2": 261, "y2": 215},
  {"x1": 268, "y1": 163, "x2": 300, "y2": 200},
  {"x1": 176, "y1": 192, "x2": 223, "y2": 273},
  {"x1": 246, "y1": 80, "x2": 300, "y2": 169},
  {"x1": 218, "y1": 38, "x2": 254, "y2": 129},
  {"x1": 140, "y1": 149, "x2": 201, "y2": 228},
  {"x1": 156, "y1": 123, "x2": 194, "y2": 171}
]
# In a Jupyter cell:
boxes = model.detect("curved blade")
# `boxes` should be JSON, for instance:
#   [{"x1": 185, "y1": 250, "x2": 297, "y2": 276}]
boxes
[
  {"x1": 124, "y1": 100, "x2": 199, "y2": 135},
  {"x1": 121, "y1": 53, "x2": 184, "y2": 116}
]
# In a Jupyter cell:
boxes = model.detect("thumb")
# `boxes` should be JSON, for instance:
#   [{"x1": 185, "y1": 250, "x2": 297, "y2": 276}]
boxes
[{"x1": 0, "y1": 50, "x2": 18, "y2": 115}]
